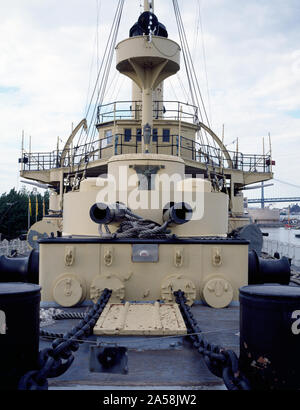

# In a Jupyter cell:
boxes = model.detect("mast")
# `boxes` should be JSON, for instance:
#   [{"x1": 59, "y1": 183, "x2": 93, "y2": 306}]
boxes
[
  {"x1": 117, "y1": 0, "x2": 180, "y2": 153},
  {"x1": 132, "y1": 0, "x2": 161, "y2": 131},
  {"x1": 144, "y1": 0, "x2": 154, "y2": 12}
]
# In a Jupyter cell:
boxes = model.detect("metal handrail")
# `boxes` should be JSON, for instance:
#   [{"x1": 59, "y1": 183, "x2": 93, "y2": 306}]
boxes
[
  {"x1": 97, "y1": 100, "x2": 199, "y2": 124},
  {"x1": 21, "y1": 133, "x2": 271, "y2": 174}
]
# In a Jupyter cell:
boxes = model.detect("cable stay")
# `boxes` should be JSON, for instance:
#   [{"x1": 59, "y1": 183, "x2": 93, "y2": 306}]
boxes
[
  {"x1": 197, "y1": 0, "x2": 212, "y2": 127},
  {"x1": 68, "y1": 0, "x2": 125, "y2": 168},
  {"x1": 85, "y1": 0, "x2": 125, "y2": 147},
  {"x1": 68, "y1": 0, "x2": 226, "y2": 171},
  {"x1": 172, "y1": 0, "x2": 221, "y2": 165},
  {"x1": 273, "y1": 179, "x2": 300, "y2": 190}
]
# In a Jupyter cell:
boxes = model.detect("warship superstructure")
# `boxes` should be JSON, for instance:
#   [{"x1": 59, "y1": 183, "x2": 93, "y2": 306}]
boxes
[
  {"x1": 3, "y1": 0, "x2": 295, "y2": 391},
  {"x1": 19, "y1": 0, "x2": 274, "y2": 308}
]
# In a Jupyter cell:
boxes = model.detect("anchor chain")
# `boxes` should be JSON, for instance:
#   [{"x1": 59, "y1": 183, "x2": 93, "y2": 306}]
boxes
[
  {"x1": 40, "y1": 312, "x2": 87, "y2": 339},
  {"x1": 18, "y1": 289, "x2": 112, "y2": 390},
  {"x1": 40, "y1": 330, "x2": 64, "y2": 339},
  {"x1": 53, "y1": 311, "x2": 86, "y2": 320},
  {"x1": 174, "y1": 290, "x2": 251, "y2": 390}
]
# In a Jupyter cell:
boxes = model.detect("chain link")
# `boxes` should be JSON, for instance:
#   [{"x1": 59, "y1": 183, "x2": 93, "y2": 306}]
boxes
[
  {"x1": 18, "y1": 289, "x2": 112, "y2": 390},
  {"x1": 53, "y1": 311, "x2": 86, "y2": 320},
  {"x1": 40, "y1": 330, "x2": 64, "y2": 339},
  {"x1": 174, "y1": 290, "x2": 251, "y2": 390},
  {"x1": 18, "y1": 288, "x2": 250, "y2": 389},
  {"x1": 40, "y1": 312, "x2": 87, "y2": 339}
]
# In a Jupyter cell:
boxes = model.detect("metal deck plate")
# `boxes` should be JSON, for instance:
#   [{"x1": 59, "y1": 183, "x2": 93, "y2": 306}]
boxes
[
  {"x1": 93, "y1": 302, "x2": 187, "y2": 336},
  {"x1": 39, "y1": 303, "x2": 240, "y2": 388}
]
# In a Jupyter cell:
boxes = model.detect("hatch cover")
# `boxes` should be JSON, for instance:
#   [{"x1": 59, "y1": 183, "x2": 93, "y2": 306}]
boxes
[{"x1": 93, "y1": 302, "x2": 187, "y2": 336}]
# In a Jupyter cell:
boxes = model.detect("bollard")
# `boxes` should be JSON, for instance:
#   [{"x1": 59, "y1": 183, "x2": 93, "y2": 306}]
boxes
[
  {"x1": 0, "y1": 283, "x2": 41, "y2": 390},
  {"x1": 240, "y1": 284, "x2": 300, "y2": 390}
]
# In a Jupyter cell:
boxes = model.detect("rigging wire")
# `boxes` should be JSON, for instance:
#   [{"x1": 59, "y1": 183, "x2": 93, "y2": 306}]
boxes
[
  {"x1": 168, "y1": 78, "x2": 180, "y2": 102},
  {"x1": 82, "y1": 0, "x2": 124, "y2": 141},
  {"x1": 198, "y1": 0, "x2": 213, "y2": 127},
  {"x1": 92, "y1": 1, "x2": 124, "y2": 115},
  {"x1": 84, "y1": 31, "x2": 98, "y2": 116},
  {"x1": 96, "y1": 0, "x2": 101, "y2": 77},
  {"x1": 103, "y1": 71, "x2": 119, "y2": 103},
  {"x1": 173, "y1": 0, "x2": 197, "y2": 109},
  {"x1": 176, "y1": 73, "x2": 190, "y2": 104},
  {"x1": 75, "y1": 0, "x2": 222, "y2": 169},
  {"x1": 173, "y1": 0, "x2": 210, "y2": 127},
  {"x1": 77, "y1": 3, "x2": 120, "y2": 148},
  {"x1": 172, "y1": 0, "x2": 217, "y2": 156},
  {"x1": 86, "y1": 3, "x2": 123, "y2": 147},
  {"x1": 80, "y1": 0, "x2": 102, "y2": 146},
  {"x1": 273, "y1": 179, "x2": 300, "y2": 190},
  {"x1": 114, "y1": 76, "x2": 127, "y2": 102},
  {"x1": 173, "y1": 1, "x2": 207, "y2": 148},
  {"x1": 83, "y1": 0, "x2": 125, "y2": 152},
  {"x1": 64, "y1": 0, "x2": 124, "y2": 176},
  {"x1": 192, "y1": 0, "x2": 200, "y2": 62}
]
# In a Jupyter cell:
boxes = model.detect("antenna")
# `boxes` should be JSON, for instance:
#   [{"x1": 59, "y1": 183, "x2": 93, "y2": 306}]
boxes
[
  {"x1": 21, "y1": 130, "x2": 25, "y2": 172},
  {"x1": 269, "y1": 132, "x2": 273, "y2": 173},
  {"x1": 222, "y1": 124, "x2": 225, "y2": 144}
]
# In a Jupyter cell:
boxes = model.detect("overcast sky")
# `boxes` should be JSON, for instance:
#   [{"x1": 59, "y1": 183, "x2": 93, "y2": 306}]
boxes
[{"x1": 0, "y1": 0, "x2": 300, "y2": 201}]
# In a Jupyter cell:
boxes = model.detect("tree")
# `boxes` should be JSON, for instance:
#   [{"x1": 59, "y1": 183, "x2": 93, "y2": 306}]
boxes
[{"x1": 0, "y1": 188, "x2": 49, "y2": 239}]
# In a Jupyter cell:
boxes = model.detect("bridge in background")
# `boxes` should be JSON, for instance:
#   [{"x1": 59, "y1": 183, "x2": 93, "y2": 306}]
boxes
[
  {"x1": 247, "y1": 197, "x2": 300, "y2": 205},
  {"x1": 244, "y1": 179, "x2": 300, "y2": 208}
]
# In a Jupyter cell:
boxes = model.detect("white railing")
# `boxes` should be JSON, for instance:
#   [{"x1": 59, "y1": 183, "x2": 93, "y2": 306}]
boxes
[
  {"x1": 0, "y1": 239, "x2": 30, "y2": 257},
  {"x1": 263, "y1": 238, "x2": 300, "y2": 267}
]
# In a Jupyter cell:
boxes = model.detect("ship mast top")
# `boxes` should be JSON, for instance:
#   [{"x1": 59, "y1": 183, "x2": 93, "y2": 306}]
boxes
[
  {"x1": 144, "y1": 0, "x2": 154, "y2": 13},
  {"x1": 116, "y1": 0, "x2": 180, "y2": 153}
]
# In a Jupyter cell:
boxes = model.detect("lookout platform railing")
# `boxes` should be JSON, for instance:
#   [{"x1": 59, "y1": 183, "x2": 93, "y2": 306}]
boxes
[
  {"x1": 20, "y1": 133, "x2": 272, "y2": 174},
  {"x1": 97, "y1": 100, "x2": 199, "y2": 124}
]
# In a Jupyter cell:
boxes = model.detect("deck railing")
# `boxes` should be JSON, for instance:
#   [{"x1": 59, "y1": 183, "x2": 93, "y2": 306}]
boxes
[
  {"x1": 97, "y1": 100, "x2": 199, "y2": 124},
  {"x1": 20, "y1": 133, "x2": 272, "y2": 174},
  {"x1": 263, "y1": 238, "x2": 300, "y2": 267}
]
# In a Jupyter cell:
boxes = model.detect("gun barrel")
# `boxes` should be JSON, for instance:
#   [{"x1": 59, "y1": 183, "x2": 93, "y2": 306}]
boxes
[
  {"x1": 90, "y1": 203, "x2": 127, "y2": 225},
  {"x1": 163, "y1": 202, "x2": 193, "y2": 225}
]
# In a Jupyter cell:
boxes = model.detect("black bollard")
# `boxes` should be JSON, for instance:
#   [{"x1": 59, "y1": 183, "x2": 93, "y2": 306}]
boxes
[
  {"x1": 248, "y1": 250, "x2": 290, "y2": 285},
  {"x1": 0, "y1": 250, "x2": 39, "y2": 284},
  {"x1": 239, "y1": 284, "x2": 300, "y2": 390},
  {"x1": 0, "y1": 283, "x2": 41, "y2": 390}
]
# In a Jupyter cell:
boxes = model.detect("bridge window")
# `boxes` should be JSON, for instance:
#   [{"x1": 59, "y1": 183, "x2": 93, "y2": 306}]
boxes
[
  {"x1": 124, "y1": 128, "x2": 132, "y2": 142},
  {"x1": 136, "y1": 128, "x2": 142, "y2": 142},
  {"x1": 101, "y1": 130, "x2": 113, "y2": 148},
  {"x1": 152, "y1": 128, "x2": 158, "y2": 142},
  {"x1": 163, "y1": 129, "x2": 170, "y2": 142}
]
